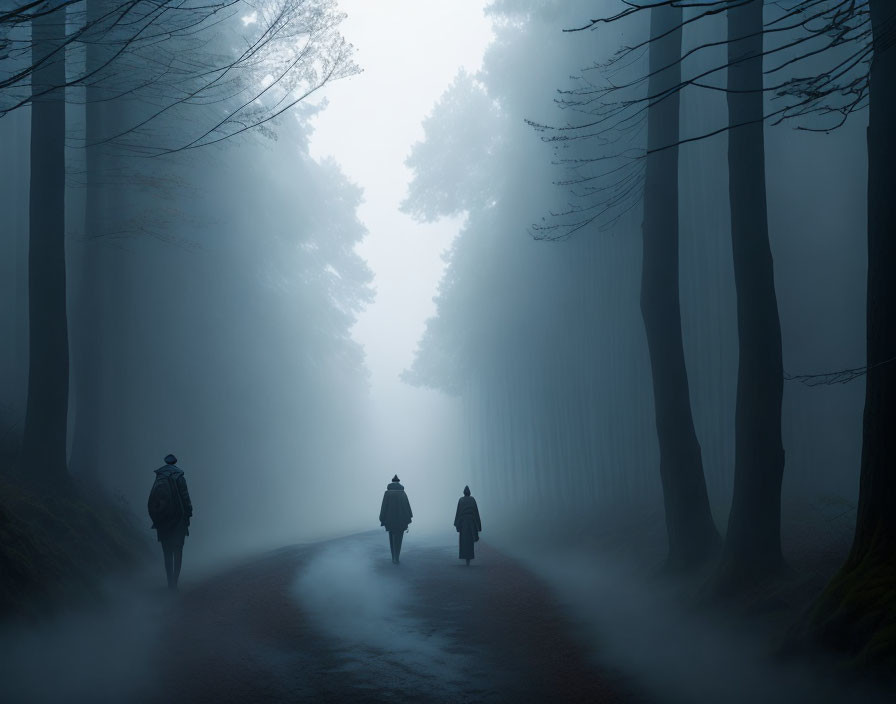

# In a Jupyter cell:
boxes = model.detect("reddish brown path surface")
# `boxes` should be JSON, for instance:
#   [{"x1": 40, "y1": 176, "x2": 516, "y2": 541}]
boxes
[{"x1": 147, "y1": 532, "x2": 639, "y2": 703}]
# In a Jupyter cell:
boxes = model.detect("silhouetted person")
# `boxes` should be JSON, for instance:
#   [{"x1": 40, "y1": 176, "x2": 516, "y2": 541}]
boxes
[
  {"x1": 379, "y1": 474, "x2": 412, "y2": 563},
  {"x1": 454, "y1": 485, "x2": 481, "y2": 565},
  {"x1": 147, "y1": 454, "x2": 193, "y2": 590}
]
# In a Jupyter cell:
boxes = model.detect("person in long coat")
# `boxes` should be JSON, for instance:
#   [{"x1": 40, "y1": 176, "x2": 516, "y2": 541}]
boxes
[
  {"x1": 149, "y1": 454, "x2": 193, "y2": 589},
  {"x1": 454, "y1": 485, "x2": 482, "y2": 565},
  {"x1": 379, "y1": 475, "x2": 413, "y2": 563}
]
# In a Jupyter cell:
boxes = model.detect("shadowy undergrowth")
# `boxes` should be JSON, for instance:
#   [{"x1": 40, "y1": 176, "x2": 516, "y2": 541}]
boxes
[
  {"x1": 493, "y1": 496, "x2": 894, "y2": 690},
  {"x1": 0, "y1": 469, "x2": 152, "y2": 623},
  {"x1": 786, "y1": 539, "x2": 896, "y2": 681}
]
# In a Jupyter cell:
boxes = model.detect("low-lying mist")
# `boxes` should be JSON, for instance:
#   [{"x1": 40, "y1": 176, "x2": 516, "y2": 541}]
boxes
[
  {"x1": 487, "y1": 510, "x2": 883, "y2": 704},
  {"x1": 0, "y1": 575, "x2": 165, "y2": 704}
]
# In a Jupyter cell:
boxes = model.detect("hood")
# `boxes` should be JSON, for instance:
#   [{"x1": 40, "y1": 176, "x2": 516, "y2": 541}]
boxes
[
  {"x1": 155, "y1": 466, "x2": 183, "y2": 478},
  {"x1": 386, "y1": 482, "x2": 404, "y2": 491}
]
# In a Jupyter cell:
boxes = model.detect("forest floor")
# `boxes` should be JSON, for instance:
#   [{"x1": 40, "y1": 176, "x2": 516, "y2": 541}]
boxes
[
  {"x1": 1, "y1": 531, "x2": 639, "y2": 703},
  {"x1": 2, "y1": 502, "x2": 893, "y2": 704},
  {"x1": 149, "y1": 532, "x2": 638, "y2": 703},
  {"x1": 488, "y1": 495, "x2": 896, "y2": 704}
]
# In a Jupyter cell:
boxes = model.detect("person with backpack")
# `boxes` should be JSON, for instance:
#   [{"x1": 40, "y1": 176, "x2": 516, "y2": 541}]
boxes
[
  {"x1": 454, "y1": 485, "x2": 482, "y2": 566},
  {"x1": 379, "y1": 475, "x2": 412, "y2": 564},
  {"x1": 147, "y1": 454, "x2": 193, "y2": 590}
]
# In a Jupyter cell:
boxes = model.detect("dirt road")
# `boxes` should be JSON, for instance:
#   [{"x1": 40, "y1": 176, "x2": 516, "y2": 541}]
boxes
[{"x1": 148, "y1": 531, "x2": 634, "y2": 703}]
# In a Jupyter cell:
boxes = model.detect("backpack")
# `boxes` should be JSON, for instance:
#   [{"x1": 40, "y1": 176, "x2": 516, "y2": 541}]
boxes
[{"x1": 148, "y1": 473, "x2": 183, "y2": 529}]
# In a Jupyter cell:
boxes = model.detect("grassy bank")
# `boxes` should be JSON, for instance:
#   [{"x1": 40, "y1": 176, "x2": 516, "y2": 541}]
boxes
[{"x1": 0, "y1": 472, "x2": 153, "y2": 622}]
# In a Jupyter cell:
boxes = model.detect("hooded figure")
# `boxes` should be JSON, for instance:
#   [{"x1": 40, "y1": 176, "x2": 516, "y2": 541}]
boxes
[
  {"x1": 148, "y1": 454, "x2": 193, "y2": 589},
  {"x1": 454, "y1": 486, "x2": 482, "y2": 565},
  {"x1": 379, "y1": 475, "x2": 412, "y2": 564}
]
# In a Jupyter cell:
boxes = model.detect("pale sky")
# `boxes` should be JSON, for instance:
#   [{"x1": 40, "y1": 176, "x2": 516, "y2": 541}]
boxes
[{"x1": 308, "y1": 1, "x2": 494, "y2": 398}]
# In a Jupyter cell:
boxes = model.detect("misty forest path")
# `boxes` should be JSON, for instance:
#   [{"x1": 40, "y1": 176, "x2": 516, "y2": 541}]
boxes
[{"x1": 148, "y1": 531, "x2": 635, "y2": 703}]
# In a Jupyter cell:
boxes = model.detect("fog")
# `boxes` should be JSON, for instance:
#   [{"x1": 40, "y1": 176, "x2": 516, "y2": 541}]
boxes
[
  {"x1": 507, "y1": 546, "x2": 891, "y2": 704},
  {"x1": 294, "y1": 535, "x2": 471, "y2": 690},
  {"x1": 1, "y1": 1, "x2": 493, "y2": 563},
  {"x1": 0, "y1": 572, "x2": 164, "y2": 702},
  {"x1": 1, "y1": 0, "x2": 867, "y2": 563},
  {"x1": 1, "y1": 0, "x2": 891, "y2": 701}
]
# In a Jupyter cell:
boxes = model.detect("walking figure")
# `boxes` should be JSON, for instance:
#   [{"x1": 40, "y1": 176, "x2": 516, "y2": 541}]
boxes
[
  {"x1": 379, "y1": 474, "x2": 412, "y2": 563},
  {"x1": 454, "y1": 485, "x2": 482, "y2": 565},
  {"x1": 147, "y1": 454, "x2": 193, "y2": 590}
]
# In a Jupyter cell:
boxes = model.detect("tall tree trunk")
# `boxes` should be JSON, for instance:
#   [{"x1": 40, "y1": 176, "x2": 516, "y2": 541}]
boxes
[
  {"x1": 718, "y1": 0, "x2": 786, "y2": 587},
  {"x1": 641, "y1": 5, "x2": 720, "y2": 570},
  {"x1": 19, "y1": 2, "x2": 69, "y2": 480},
  {"x1": 800, "y1": 0, "x2": 896, "y2": 666},
  {"x1": 69, "y1": 0, "x2": 111, "y2": 480},
  {"x1": 852, "y1": 0, "x2": 896, "y2": 573}
]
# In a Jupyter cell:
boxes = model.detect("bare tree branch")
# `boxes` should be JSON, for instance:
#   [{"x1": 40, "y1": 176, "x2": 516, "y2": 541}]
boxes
[
  {"x1": 0, "y1": 0, "x2": 358, "y2": 151},
  {"x1": 531, "y1": 0, "x2": 872, "y2": 239}
]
